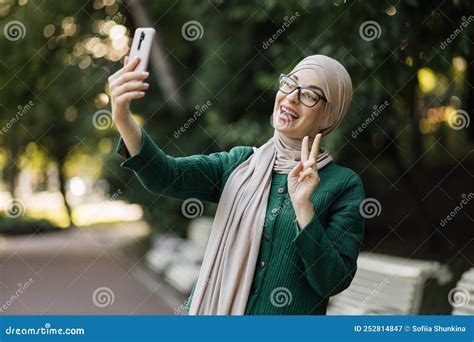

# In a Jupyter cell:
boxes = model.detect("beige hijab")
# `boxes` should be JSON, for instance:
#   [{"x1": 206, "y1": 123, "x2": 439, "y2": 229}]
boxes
[{"x1": 188, "y1": 55, "x2": 352, "y2": 315}]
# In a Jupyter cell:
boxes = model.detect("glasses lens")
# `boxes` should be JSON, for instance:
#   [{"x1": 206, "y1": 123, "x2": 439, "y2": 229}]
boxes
[
  {"x1": 300, "y1": 88, "x2": 320, "y2": 106},
  {"x1": 279, "y1": 76, "x2": 295, "y2": 93}
]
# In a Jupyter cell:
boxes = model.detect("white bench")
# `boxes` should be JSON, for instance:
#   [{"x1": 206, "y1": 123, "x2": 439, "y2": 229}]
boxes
[
  {"x1": 327, "y1": 252, "x2": 452, "y2": 315},
  {"x1": 451, "y1": 268, "x2": 474, "y2": 315},
  {"x1": 146, "y1": 235, "x2": 183, "y2": 273},
  {"x1": 146, "y1": 217, "x2": 213, "y2": 294}
]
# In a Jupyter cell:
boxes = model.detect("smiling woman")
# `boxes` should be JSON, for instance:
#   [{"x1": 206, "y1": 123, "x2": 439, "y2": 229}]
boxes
[{"x1": 112, "y1": 54, "x2": 365, "y2": 315}]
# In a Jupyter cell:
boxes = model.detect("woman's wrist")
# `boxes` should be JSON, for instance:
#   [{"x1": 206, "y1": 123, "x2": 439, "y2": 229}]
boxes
[
  {"x1": 113, "y1": 110, "x2": 133, "y2": 128},
  {"x1": 115, "y1": 114, "x2": 143, "y2": 157},
  {"x1": 294, "y1": 201, "x2": 315, "y2": 230}
]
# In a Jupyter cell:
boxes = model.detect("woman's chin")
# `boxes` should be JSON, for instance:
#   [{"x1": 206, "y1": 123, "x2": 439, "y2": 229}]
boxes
[
  {"x1": 275, "y1": 127, "x2": 300, "y2": 139},
  {"x1": 271, "y1": 113, "x2": 304, "y2": 138}
]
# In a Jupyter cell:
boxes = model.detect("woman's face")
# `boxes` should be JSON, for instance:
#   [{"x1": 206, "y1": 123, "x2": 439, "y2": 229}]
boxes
[{"x1": 272, "y1": 68, "x2": 326, "y2": 139}]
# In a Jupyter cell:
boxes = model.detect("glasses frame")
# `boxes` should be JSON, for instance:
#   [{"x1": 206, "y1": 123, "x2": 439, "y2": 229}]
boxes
[{"x1": 278, "y1": 73, "x2": 328, "y2": 107}]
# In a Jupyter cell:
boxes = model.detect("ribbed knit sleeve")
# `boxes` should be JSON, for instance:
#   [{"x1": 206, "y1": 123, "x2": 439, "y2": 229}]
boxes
[
  {"x1": 116, "y1": 127, "x2": 253, "y2": 203},
  {"x1": 292, "y1": 173, "x2": 365, "y2": 298}
]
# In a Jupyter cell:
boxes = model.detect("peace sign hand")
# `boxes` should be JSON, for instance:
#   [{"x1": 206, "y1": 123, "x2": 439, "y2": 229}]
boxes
[{"x1": 287, "y1": 134, "x2": 322, "y2": 208}]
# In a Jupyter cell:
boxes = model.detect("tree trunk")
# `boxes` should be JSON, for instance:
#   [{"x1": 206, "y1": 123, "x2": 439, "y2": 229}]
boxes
[
  {"x1": 5, "y1": 141, "x2": 19, "y2": 196},
  {"x1": 57, "y1": 162, "x2": 75, "y2": 228}
]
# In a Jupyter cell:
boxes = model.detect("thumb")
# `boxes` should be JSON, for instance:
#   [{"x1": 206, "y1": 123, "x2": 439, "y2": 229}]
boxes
[{"x1": 289, "y1": 161, "x2": 304, "y2": 177}]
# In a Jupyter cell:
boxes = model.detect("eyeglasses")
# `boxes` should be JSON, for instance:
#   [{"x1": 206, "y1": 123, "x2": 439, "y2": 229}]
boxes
[{"x1": 278, "y1": 74, "x2": 328, "y2": 107}]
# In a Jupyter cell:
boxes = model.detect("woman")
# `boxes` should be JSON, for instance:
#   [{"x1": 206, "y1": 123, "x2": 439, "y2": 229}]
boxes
[{"x1": 108, "y1": 54, "x2": 365, "y2": 315}]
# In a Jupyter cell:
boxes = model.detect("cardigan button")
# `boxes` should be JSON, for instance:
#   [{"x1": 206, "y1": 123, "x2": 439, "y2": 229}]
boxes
[
  {"x1": 263, "y1": 233, "x2": 271, "y2": 241},
  {"x1": 260, "y1": 261, "x2": 265, "y2": 268},
  {"x1": 252, "y1": 287, "x2": 258, "y2": 294},
  {"x1": 271, "y1": 208, "x2": 278, "y2": 214},
  {"x1": 277, "y1": 187, "x2": 284, "y2": 193}
]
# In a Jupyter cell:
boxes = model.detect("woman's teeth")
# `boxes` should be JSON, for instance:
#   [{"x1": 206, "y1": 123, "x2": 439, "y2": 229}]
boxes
[{"x1": 280, "y1": 106, "x2": 299, "y2": 119}]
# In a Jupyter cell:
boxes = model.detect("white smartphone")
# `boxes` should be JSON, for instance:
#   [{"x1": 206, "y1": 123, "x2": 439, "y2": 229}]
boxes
[{"x1": 128, "y1": 27, "x2": 155, "y2": 72}]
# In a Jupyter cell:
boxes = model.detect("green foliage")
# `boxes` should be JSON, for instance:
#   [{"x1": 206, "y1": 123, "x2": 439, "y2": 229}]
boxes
[{"x1": 0, "y1": 216, "x2": 59, "y2": 235}]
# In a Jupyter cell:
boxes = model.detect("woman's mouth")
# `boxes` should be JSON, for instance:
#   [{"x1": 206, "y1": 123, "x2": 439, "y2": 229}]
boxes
[{"x1": 277, "y1": 105, "x2": 299, "y2": 126}]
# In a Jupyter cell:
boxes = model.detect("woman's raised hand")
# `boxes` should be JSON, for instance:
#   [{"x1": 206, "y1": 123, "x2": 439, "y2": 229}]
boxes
[
  {"x1": 107, "y1": 56, "x2": 149, "y2": 156},
  {"x1": 108, "y1": 56, "x2": 150, "y2": 123},
  {"x1": 287, "y1": 134, "x2": 322, "y2": 226}
]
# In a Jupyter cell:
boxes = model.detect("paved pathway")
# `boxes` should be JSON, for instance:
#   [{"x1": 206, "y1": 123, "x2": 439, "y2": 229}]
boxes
[{"x1": 0, "y1": 222, "x2": 181, "y2": 315}]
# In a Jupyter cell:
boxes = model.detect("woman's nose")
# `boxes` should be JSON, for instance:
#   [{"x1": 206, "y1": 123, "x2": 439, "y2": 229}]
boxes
[{"x1": 287, "y1": 88, "x2": 299, "y2": 104}]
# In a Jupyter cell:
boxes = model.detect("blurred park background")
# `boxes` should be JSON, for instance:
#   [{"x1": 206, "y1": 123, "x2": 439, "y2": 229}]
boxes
[{"x1": 0, "y1": 0, "x2": 473, "y2": 315}]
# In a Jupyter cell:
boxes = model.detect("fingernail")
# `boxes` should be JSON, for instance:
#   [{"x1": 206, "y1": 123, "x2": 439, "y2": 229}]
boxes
[
  {"x1": 142, "y1": 72, "x2": 149, "y2": 76},
  {"x1": 139, "y1": 91, "x2": 145, "y2": 95},
  {"x1": 144, "y1": 83, "x2": 149, "y2": 88}
]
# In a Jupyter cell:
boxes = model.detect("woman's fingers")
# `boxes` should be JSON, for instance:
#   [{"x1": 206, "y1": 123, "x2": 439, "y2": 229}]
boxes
[
  {"x1": 108, "y1": 57, "x2": 148, "y2": 107},
  {"x1": 112, "y1": 81, "x2": 149, "y2": 98},
  {"x1": 112, "y1": 70, "x2": 149, "y2": 88},
  {"x1": 289, "y1": 158, "x2": 316, "y2": 183},
  {"x1": 115, "y1": 91, "x2": 145, "y2": 104},
  {"x1": 109, "y1": 56, "x2": 140, "y2": 83},
  {"x1": 289, "y1": 161, "x2": 304, "y2": 177},
  {"x1": 301, "y1": 136, "x2": 309, "y2": 163},
  {"x1": 290, "y1": 159, "x2": 315, "y2": 176},
  {"x1": 309, "y1": 134, "x2": 322, "y2": 169},
  {"x1": 302, "y1": 158, "x2": 315, "y2": 169},
  {"x1": 297, "y1": 167, "x2": 315, "y2": 183},
  {"x1": 125, "y1": 56, "x2": 140, "y2": 71}
]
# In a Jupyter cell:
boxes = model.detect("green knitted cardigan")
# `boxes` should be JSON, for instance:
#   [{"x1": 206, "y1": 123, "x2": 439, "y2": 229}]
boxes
[{"x1": 116, "y1": 127, "x2": 365, "y2": 315}]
